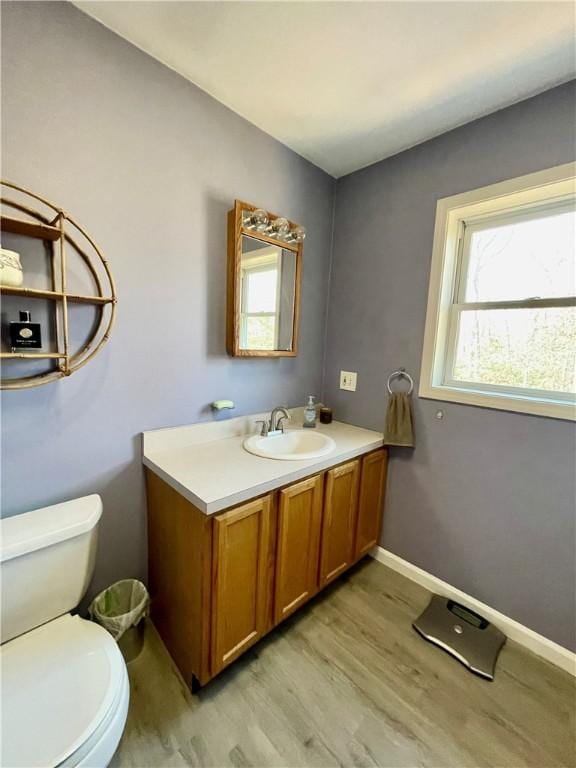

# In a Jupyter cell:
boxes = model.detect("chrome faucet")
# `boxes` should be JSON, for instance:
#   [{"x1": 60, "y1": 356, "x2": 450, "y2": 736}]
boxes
[
  {"x1": 255, "y1": 406, "x2": 291, "y2": 436},
  {"x1": 270, "y1": 406, "x2": 290, "y2": 434}
]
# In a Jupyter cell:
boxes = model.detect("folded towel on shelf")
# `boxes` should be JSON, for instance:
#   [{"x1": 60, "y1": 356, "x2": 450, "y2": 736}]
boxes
[{"x1": 384, "y1": 392, "x2": 415, "y2": 447}]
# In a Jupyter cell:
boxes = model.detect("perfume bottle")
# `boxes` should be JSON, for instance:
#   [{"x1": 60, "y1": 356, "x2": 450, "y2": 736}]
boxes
[{"x1": 10, "y1": 310, "x2": 42, "y2": 350}]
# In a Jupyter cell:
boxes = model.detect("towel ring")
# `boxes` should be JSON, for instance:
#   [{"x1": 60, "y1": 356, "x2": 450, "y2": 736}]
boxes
[{"x1": 387, "y1": 368, "x2": 414, "y2": 395}]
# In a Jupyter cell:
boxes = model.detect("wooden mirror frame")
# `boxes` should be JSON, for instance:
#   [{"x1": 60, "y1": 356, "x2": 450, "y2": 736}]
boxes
[{"x1": 226, "y1": 199, "x2": 303, "y2": 357}]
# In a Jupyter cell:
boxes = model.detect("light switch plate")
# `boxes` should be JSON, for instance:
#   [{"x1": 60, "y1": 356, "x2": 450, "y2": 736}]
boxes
[{"x1": 340, "y1": 371, "x2": 357, "y2": 391}]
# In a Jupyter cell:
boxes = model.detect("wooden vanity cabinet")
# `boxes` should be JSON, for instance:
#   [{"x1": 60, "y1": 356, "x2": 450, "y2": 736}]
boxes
[
  {"x1": 354, "y1": 448, "x2": 388, "y2": 560},
  {"x1": 273, "y1": 474, "x2": 324, "y2": 624},
  {"x1": 319, "y1": 460, "x2": 360, "y2": 585},
  {"x1": 146, "y1": 447, "x2": 387, "y2": 691},
  {"x1": 211, "y1": 496, "x2": 273, "y2": 675},
  {"x1": 146, "y1": 471, "x2": 214, "y2": 688}
]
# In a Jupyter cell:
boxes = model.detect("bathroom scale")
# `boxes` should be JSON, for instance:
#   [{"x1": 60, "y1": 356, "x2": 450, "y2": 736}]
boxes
[{"x1": 413, "y1": 595, "x2": 506, "y2": 680}]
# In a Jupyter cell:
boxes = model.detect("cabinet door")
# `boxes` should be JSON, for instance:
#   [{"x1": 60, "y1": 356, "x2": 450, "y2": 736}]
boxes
[
  {"x1": 354, "y1": 449, "x2": 388, "y2": 560},
  {"x1": 274, "y1": 474, "x2": 324, "y2": 624},
  {"x1": 211, "y1": 495, "x2": 272, "y2": 675},
  {"x1": 319, "y1": 460, "x2": 360, "y2": 585}
]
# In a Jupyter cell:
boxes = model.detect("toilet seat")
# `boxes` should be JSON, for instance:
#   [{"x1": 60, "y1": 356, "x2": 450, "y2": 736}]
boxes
[
  {"x1": 59, "y1": 661, "x2": 129, "y2": 768},
  {"x1": 1, "y1": 613, "x2": 128, "y2": 768}
]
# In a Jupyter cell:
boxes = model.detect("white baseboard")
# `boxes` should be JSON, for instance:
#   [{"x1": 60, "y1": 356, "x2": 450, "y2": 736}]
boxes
[{"x1": 370, "y1": 546, "x2": 576, "y2": 677}]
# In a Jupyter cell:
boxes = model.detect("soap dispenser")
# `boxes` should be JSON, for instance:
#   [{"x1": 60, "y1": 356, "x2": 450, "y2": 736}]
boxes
[{"x1": 303, "y1": 395, "x2": 317, "y2": 428}]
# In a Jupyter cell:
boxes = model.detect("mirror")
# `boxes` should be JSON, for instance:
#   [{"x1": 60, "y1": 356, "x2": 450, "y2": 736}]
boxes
[
  {"x1": 239, "y1": 237, "x2": 296, "y2": 352},
  {"x1": 227, "y1": 200, "x2": 303, "y2": 357}
]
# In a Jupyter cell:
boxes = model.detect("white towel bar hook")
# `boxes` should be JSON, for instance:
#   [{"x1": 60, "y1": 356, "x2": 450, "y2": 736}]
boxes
[{"x1": 387, "y1": 368, "x2": 414, "y2": 395}]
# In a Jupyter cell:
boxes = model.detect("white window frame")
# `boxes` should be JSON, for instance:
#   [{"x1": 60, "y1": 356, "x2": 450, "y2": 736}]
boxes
[
  {"x1": 420, "y1": 162, "x2": 576, "y2": 421},
  {"x1": 239, "y1": 260, "x2": 281, "y2": 350}
]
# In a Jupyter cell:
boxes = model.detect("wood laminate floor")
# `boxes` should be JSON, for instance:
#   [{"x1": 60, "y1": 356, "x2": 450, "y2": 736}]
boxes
[{"x1": 111, "y1": 559, "x2": 576, "y2": 768}]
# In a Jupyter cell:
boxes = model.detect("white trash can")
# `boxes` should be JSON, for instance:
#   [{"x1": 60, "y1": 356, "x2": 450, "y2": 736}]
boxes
[{"x1": 89, "y1": 579, "x2": 149, "y2": 663}]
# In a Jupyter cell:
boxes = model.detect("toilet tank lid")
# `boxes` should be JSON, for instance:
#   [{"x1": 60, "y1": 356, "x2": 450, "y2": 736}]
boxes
[{"x1": 0, "y1": 495, "x2": 102, "y2": 563}]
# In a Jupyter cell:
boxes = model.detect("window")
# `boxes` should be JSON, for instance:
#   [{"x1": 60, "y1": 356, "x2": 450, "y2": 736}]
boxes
[
  {"x1": 240, "y1": 260, "x2": 280, "y2": 350},
  {"x1": 420, "y1": 163, "x2": 576, "y2": 420}
]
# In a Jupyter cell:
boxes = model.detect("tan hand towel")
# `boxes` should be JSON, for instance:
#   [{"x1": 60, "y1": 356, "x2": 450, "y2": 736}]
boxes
[{"x1": 384, "y1": 392, "x2": 415, "y2": 447}]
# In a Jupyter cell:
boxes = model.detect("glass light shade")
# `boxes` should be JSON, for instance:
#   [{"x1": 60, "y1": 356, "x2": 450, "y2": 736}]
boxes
[
  {"x1": 251, "y1": 208, "x2": 269, "y2": 230},
  {"x1": 290, "y1": 225, "x2": 306, "y2": 243},
  {"x1": 271, "y1": 217, "x2": 290, "y2": 236}
]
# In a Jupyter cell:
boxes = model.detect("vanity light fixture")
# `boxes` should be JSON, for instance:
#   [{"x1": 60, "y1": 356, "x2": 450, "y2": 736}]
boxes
[
  {"x1": 251, "y1": 208, "x2": 269, "y2": 231},
  {"x1": 242, "y1": 208, "x2": 269, "y2": 231},
  {"x1": 270, "y1": 216, "x2": 290, "y2": 236},
  {"x1": 242, "y1": 208, "x2": 306, "y2": 242},
  {"x1": 288, "y1": 225, "x2": 306, "y2": 243}
]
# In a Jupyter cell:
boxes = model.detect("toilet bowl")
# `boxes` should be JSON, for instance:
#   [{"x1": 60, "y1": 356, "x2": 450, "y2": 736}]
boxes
[{"x1": 0, "y1": 495, "x2": 129, "y2": 767}]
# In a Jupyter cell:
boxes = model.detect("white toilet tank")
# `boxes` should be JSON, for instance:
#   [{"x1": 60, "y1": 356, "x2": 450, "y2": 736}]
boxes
[{"x1": 0, "y1": 495, "x2": 102, "y2": 644}]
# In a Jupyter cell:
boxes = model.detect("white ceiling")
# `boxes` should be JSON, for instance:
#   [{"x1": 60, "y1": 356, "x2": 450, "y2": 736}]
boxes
[{"x1": 74, "y1": 1, "x2": 576, "y2": 178}]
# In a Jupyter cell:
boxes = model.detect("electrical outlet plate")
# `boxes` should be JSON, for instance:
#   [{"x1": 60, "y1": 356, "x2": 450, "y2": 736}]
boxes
[{"x1": 340, "y1": 371, "x2": 357, "y2": 391}]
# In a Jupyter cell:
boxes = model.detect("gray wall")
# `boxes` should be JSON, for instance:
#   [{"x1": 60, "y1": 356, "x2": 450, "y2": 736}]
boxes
[
  {"x1": 0, "y1": 2, "x2": 335, "y2": 595},
  {"x1": 323, "y1": 81, "x2": 576, "y2": 650},
  {"x1": 2, "y1": 2, "x2": 574, "y2": 651}
]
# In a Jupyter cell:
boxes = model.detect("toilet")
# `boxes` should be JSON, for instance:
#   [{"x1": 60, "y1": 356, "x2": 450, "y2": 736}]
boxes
[{"x1": 0, "y1": 495, "x2": 129, "y2": 767}]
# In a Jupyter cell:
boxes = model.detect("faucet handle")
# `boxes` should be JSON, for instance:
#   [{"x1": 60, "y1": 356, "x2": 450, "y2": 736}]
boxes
[{"x1": 254, "y1": 419, "x2": 268, "y2": 437}]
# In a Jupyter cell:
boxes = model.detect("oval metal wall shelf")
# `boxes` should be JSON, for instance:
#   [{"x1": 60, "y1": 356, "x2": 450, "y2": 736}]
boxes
[{"x1": 1, "y1": 180, "x2": 117, "y2": 389}]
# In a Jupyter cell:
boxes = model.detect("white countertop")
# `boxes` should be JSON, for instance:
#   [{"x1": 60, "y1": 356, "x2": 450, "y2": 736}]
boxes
[{"x1": 142, "y1": 412, "x2": 383, "y2": 514}]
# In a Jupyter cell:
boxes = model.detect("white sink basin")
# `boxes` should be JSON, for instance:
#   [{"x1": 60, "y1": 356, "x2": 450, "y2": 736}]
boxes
[{"x1": 243, "y1": 429, "x2": 336, "y2": 461}]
